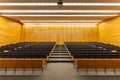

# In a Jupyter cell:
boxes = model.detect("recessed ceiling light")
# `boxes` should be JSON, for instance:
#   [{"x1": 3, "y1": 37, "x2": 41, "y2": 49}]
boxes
[
  {"x1": 63, "y1": 3, "x2": 120, "y2": 6},
  {"x1": 20, "y1": 20, "x2": 101, "y2": 23},
  {"x1": 2, "y1": 14, "x2": 118, "y2": 17},
  {"x1": 1, "y1": 10, "x2": 120, "y2": 13},
  {"x1": 24, "y1": 22, "x2": 97, "y2": 24},
  {"x1": 24, "y1": 23, "x2": 97, "y2": 26},
  {"x1": 0, "y1": 3, "x2": 120, "y2": 6},
  {"x1": 0, "y1": 3, "x2": 57, "y2": 6}
]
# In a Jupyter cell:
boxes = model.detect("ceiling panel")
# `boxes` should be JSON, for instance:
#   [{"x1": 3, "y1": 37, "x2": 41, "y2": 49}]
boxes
[
  {"x1": 0, "y1": 0, "x2": 119, "y2": 25},
  {"x1": 7, "y1": 16, "x2": 111, "y2": 21},
  {"x1": 0, "y1": 6, "x2": 120, "y2": 10}
]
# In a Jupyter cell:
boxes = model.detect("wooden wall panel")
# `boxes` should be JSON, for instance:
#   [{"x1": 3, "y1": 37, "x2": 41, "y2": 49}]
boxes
[
  {"x1": 98, "y1": 16, "x2": 120, "y2": 46},
  {"x1": 0, "y1": 16, "x2": 22, "y2": 46},
  {"x1": 23, "y1": 25, "x2": 98, "y2": 44}
]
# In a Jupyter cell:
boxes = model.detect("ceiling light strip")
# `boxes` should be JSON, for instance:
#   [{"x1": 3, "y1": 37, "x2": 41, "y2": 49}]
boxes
[
  {"x1": 24, "y1": 23, "x2": 97, "y2": 26},
  {"x1": 0, "y1": 3, "x2": 120, "y2": 6},
  {"x1": 25, "y1": 24, "x2": 96, "y2": 26},
  {"x1": 0, "y1": 3, "x2": 57, "y2": 6},
  {"x1": 2, "y1": 14, "x2": 118, "y2": 17},
  {"x1": 63, "y1": 3, "x2": 120, "y2": 6},
  {"x1": 1, "y1": 10, "x2": 120, "y2": 13},
  {"x1": 20, "y1": 20, "x2": 101, "y2": 23},
  {"x1": 20, "y1": 20, "x2": 101, "y2": 22},
  {"x1": 24, "y1": 22, "x2": 97, "y2": 24}
]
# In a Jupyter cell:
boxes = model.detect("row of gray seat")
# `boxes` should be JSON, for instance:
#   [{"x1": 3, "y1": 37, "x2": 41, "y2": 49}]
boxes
[
  {"x1": 65, "y1": 42, "x2": 120, "y2": 58},
  {"x1": 0, "y1": 42, "x2": 56, "y2": 58}
]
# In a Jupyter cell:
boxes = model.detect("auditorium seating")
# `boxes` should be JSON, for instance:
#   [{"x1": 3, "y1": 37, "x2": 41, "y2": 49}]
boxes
[
  {"x1": 0, "y1": 42, "x2": 56, "y2": 73},
  {"x1": 64, "y1": 42, "x2": 120, "y2": 72}
]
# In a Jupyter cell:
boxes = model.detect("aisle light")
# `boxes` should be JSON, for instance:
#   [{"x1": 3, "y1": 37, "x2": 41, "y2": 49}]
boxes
[
  {"x1": 1, "y1": 10, "x2": 120, "y2": 13},
  {"x1": 0, "y1": 3, "x2": 120, "y2": 6},
  {"x1": 2, "y1": 14, "x2": 118, "y2": 17}
]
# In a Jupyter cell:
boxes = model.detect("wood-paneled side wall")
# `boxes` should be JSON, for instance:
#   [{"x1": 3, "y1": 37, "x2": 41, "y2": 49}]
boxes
[
  {"x1": 23, "y1": 25, "x2": 98, "y2": 44},
  {"x1": 98, "y1": 16, "x2": 120, "y2": 46},
  {"x1": 0, "y1": 16, "x2": 22, "y2": 46}
]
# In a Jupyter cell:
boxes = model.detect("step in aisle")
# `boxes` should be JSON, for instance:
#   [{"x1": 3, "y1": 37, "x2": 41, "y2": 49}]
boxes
[{"x1": 48, "y1": 45, "x2": 72, "y2": 63}]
